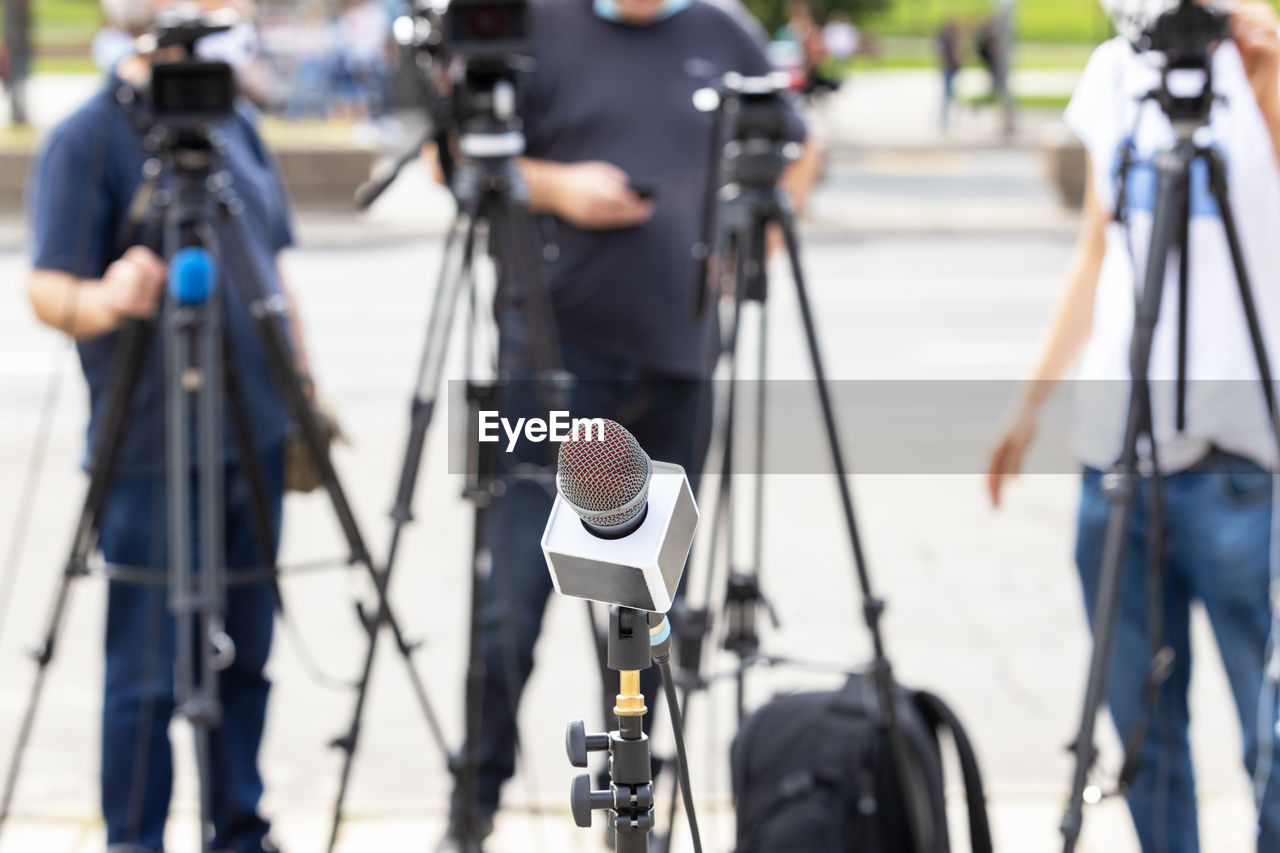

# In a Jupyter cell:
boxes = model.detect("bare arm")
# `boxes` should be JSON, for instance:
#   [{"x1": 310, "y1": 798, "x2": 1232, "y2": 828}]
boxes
[
  {"x1": 1232, "y1": 4, "x2": 1280, "y2": 167},
  {"x1": 1015, "y1": 170, "x2": 1107, "y2": 414},
  {"x1": 418, "y1": 141, "x2": 654, "y2": 229},
  {"x1": 986, "y1": 162, "x2": 1108, "y2": 506},
  {"x1": 519, "y1": 158, "x2": 654, "y2": 228},
  {"x1": 26, "y1": 247, "x2": 167, "y2": 340},
  {"x1": 781, "y1": 139, "x2": 822, "y2": 216}
]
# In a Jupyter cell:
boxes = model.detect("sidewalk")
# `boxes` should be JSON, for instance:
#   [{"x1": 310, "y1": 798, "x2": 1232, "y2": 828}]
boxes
[
  {"x1": 818, "y1": 68, "x2": 1077, "y2": 153},
  {"x1": 0, "y1": 792, "x2": 1259, "y2": 852}
]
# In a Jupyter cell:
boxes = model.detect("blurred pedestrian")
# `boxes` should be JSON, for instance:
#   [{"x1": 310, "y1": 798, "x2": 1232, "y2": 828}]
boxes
[
  {"x1": 975, "y1": 16, "x2": 1002, "y2": 100},
  {"x1": 938, "y1": 19, "x2": 961, "y2": 128},
  {"x1": 336, "y1": 0, "x2": 391, "y2": 120},
  {"x1": 822, "y1": 10, "x2": 860, "y2": 62},
  {"x1": 988, "y1": 4, "x2": 1280, "y2": 850},
  {"x1": 285, "y1": 1, "x2": 338, "y2": 119},
  {"x1": 783, "y1": 0, "x2": 837, "y2": 95}
]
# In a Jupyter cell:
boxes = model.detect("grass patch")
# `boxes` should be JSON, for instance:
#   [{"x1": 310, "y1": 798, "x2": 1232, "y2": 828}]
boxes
[
  {"x1": 862, "y1": 0, "x2": 1280, "y2": 44},
  {"x1": 0, "y1": 123, "x2": 40, "y2": 147},
  {"x1": 32, "y1": 55, "x2": 98, "y2": 74},
  {"x1": 864, "y1": 0, "x2": 1112, "y2": 44}
]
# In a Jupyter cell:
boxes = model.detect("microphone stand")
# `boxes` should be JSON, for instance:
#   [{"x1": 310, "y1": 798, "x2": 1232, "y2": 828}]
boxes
[{"x1": 566, "y1": 607, "x2": 657, "y2": 853}]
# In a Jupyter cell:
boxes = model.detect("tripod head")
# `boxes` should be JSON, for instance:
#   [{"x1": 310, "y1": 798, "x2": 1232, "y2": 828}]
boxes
[
  {"x1": 1128, "y1": 0, "x2": 1231, "y2": 135},
  {"x1": 696, "y1": 72, "x2": 802, "y2": 190},
  {"x1": 692, "y1": 73, "x2": 802, "y2": 314},
  {"x1": 357, "y1": 0, "x2": 535, "y2": 209},
  {"x1": 114, "y1": 8, "x2": 240, "y2": 172}
]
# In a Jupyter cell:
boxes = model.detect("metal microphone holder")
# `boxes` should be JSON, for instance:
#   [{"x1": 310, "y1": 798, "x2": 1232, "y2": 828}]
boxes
[
  {"x1": 566, "y1": 606, "x2": 656, "y2": 853},
  {"x1": 0, "y1": 89, "x2": 412, "y2": 852},
  {"x1": 1059, "y1": 49, "x2": 1280, "y2": 853}
]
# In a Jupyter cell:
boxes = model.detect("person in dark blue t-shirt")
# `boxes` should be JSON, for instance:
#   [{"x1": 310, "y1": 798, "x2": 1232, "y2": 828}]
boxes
[
  {"x1": 437, "y1": 0, "x2": 819, "y2": 846},
  {"x1": 24, "y1": 2, "x2": 308, "y2": 851}
]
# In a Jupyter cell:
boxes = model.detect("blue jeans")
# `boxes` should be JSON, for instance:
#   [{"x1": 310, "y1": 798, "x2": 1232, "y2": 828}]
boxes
[
  {"x1": 99, "y1": 445, "x2": 283, "y2": 853},
  {"x1": 456, "y1": 338, "x2": 711, "y2": 817},
  {"x1": 1075, "y1": 450, "x2": 1280, "y2": 853}
]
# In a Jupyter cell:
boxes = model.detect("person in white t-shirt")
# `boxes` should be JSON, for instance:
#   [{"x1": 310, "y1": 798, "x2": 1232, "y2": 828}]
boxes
[{"x1": 988, "y1": 3, "x2": 1280, "y2": 850}]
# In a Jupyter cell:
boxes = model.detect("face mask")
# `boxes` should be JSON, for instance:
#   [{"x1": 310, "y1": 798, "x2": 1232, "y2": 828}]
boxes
[{"x1": 593, "y1": 0, "x2": 691, "y2": 24}]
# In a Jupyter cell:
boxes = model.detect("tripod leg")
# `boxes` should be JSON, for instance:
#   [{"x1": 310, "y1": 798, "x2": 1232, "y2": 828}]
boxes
[
  {"x1": 195, "y1": 292, "x2": 227, "y2": 853},
  {"x1": 1060, "y1": 145, "x2": 1187, "y2": 853},
  {"x1": 1175, "y1": 188, "x2": 1191, "y2": 433},
  {"x1": 325, "y1": 206, "x2": 481, "y2": 853},
  {"x1": 0, "y1": 319, "x2": 155, "y2": 837},
  {"x1": 0, "y1": 569, "x2": 76, "y2": 830},
  {"x1": 1205, "y1": 149, "x2": 1280, "y2": 452},
  {"x1": 223, "y1": 349, "x2": 282, "y2": 605},
  {"x1": 776, "y1": 205, "x2": 929, "y2": 853},
  {"x1": 457, "y1": 381, "x2": 501, "y2": 850},
  {"x1": 491, "y1": 197, "x2": 566, "y2": 387},
  {"x1": 166, "y1": 303, "x2": 216, "y2": 853},
  {"x1": 386, "y1": 215, "x2": 470, "y2": 562},
  {"x1": 217, "y1": 220, "x2": 452, "y2": 850}
]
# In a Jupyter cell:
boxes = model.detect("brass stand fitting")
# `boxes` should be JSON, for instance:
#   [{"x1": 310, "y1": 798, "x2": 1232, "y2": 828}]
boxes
[{"x1": 614, "y1": 669, "x2": 647, "y2": 717}]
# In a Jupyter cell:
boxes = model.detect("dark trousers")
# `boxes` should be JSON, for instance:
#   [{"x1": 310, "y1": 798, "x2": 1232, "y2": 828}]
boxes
[
  {"x1": 455, "y1": 338, "x2": 711, "y2": 817},
  {"x1": 99, "y1": 445, "x2": 283, "y2": 853}
]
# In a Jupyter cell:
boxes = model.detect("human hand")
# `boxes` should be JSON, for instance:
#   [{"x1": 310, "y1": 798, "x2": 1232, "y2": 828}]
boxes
[
  {"x1": 545, "y1": 161, "x2": 655, "y2": 230},
  {"x1": 1232, "y1": 2, "x2": 1280, "y2": 118},
  {"x1": 986, "y1": 408, "x2": 1039, "y2": 508},
  {"x1": 99, "y1": 246, "x2": 167, "y2": 324}
]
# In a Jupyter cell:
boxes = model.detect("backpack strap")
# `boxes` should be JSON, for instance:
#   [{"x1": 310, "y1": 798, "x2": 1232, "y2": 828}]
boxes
[{"x1": 915, "y1": 690, "x2": 993, "y2": 853}]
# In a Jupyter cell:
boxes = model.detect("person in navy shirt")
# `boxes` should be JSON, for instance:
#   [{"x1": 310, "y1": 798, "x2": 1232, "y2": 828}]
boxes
[
  {"x1": 25, "y1": 1, "x2": 310, "y2": 850},
  {"x1": 436, "y1": 0, "x2": 819, "y2": 847}
]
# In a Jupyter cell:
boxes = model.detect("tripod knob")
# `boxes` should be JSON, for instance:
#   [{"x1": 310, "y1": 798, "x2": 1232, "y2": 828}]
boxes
[
  {"x1": 569, "y1": 773, "x2": 614, "y2": 828},
  {"x1": 565, "y1": 720, "x2": 609, "y2": 768}
]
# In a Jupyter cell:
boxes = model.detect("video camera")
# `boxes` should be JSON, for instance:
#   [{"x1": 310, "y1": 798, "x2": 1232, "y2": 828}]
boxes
[
  {"x1": 395, "y1": 0, "x2": 531, "y2": 63},
  {"x1": 139, "y1": 8, "x2": 238, "y2": 129},
  {"x1": 1143, "y1": 0, "x2": 1231, "y2": 62},
  {"x1": 1127, "y1": 0, "x2": 1232, "y2": 127},
  {"x1": 697, "y1": 72, "x2": 796, "y2": 144},
  {"x1": 693, "y1": 72, "x2": 801, "y2": 195}
]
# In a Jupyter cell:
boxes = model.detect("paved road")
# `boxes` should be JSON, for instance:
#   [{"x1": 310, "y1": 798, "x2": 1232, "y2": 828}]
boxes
[{"x1": 0, "y1": 150, "x2": 1262, "y2": 853}]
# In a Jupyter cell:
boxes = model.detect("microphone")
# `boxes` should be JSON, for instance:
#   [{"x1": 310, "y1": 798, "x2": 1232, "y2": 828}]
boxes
[
  {"x1": 169, "y1": 246, "x2": 217, "y2": 305},
  {"x1": 541, "y1": 419, "x2": 699, "y2": 613},
  {"x1": 556, "y1": 419, "x2": 652, "y2": 539}
]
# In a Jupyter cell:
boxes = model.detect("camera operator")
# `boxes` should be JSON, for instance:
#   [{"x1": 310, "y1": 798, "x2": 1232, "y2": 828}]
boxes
[
  {"x1": 987, "y1": 2, "x2": 1280, "y2": 849},
  {"x1": 433, "y1": 0, "x2": 819, "y2": 847},
  {"x1": 24, "y1": 0, "x2": 311, "y2": 850}
]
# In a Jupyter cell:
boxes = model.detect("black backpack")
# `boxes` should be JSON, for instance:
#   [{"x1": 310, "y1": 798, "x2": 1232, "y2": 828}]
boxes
[{"x1": 731, "y1": 672, "x2": 993, "y2": 853}]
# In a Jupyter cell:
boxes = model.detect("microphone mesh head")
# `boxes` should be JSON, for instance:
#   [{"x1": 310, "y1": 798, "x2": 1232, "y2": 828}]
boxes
[{"x1": 556, "y1": 419, "x2": 651, "y2": 529}]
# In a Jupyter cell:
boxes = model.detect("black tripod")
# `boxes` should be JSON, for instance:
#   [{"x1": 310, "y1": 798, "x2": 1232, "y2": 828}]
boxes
[
  {"x1": 0, "y1": 81, "x2": 441, "y2": 852},
  {"x1": 662, "y1": 73, "x2": 929, "y2": 853},
  {"x1": 328, "y1": 59, "x2": 575, "y2": 852},
  {"x1": 1059, "y1": 40, "x2": 1280, "y2": 853}
]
